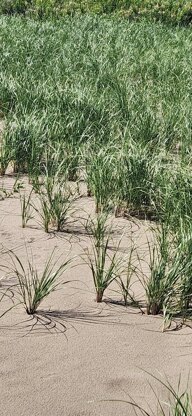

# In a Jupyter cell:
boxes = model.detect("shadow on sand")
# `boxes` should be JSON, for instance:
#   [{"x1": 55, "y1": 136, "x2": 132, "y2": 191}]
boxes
[{"x1": 1, "y1": 303, "x2": 135, "y2": 337}]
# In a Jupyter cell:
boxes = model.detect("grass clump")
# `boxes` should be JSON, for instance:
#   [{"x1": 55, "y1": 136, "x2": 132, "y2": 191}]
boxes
[
  {"x1": 85, "y1": 146, "x2": 116, "y2": 213},
  {"x1": 115, "y1": 141, "x2": 160, "y2": 219},
  {"x1": 10, "y1": 250, "x2": 70, "y2": 315},
  {"x1": 32, "y1": 148, "x2": 78, "y2": 232},
  {"x1": 117, "y1": 245, "x2": 137, "y2": 307},
  {"x1": 0, "y1": 132, "x2": 10, "y2": 176},
  {"x1": 19, "y1": 189, "x2": 33, "y2": 228},
  {"x1": 86, "y1": 213, "x2": 124, "y2": 302},
  {"x1": 144, "y1": 223, "x2": 171, "y2": 316},
  {"x1": 140, "y1": 221, "x2": 192, "y2": 329}
]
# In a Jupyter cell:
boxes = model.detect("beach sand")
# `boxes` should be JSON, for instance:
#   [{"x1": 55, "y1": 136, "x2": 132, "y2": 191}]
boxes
[{"x1": 0, "y1": 175, "x2": 191, "y2": 416}]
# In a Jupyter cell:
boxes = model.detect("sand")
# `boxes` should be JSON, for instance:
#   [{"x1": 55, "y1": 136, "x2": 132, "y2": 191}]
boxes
[{"x1": 0, "y1": 175, "x2": 191, "y2": 416}]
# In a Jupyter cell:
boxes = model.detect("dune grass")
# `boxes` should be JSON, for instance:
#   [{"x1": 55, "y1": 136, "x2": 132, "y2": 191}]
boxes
[
  {"x1": 0, "y1": 14, "x2": 192, "y2": 415},
  {"x1": 115, "y1": 372, "x2": 192, "y2": 415},
  {"x1": 1, "y1": 16, "x2": 192, "y2": 226},
  {"x1": 85, "y1": 213, "x2": 124, "y2": 302},
  {"x1": 9, "y1": 250, "x2": 70, "y2": 314},
  {"x1": 0, "y1": 16, "x2": 192, "y2": 321}
]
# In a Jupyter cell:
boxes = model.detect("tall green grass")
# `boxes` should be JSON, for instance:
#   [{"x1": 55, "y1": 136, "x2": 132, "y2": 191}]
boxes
[
  {"x1": 0, "y1": 17, "x2": 192, "y2": 236},
  {"x1": 1, "y1": 0, "x2": 192, "y2": 25},
  {"x1": 1, "y1": 16, "x2": 192, "y2": 227}
]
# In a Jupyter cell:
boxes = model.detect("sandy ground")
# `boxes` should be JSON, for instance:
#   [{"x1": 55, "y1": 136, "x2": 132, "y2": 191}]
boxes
[{"x1": 0, "y1": 175, "x2": 191, "y2": 416}]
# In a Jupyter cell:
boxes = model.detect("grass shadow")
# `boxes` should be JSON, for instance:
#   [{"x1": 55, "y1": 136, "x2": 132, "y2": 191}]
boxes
[{"x1": 1, "y1": 303, "x2": 133, "y2": 337}]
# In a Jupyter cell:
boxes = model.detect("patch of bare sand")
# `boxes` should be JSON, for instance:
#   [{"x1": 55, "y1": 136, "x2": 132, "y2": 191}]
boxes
[{"x1": 0, "y1": 176, "x2": 191, "y2": 416}]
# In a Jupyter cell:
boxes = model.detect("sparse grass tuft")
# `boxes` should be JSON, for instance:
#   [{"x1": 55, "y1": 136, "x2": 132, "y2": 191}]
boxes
[
  {"x1": 85, "y1": 213, "x2": 124, "y2": 302},
  {"x1": 19, "y1": 189, "x2": 33, "y2": 228},
  {"x1": 9, "y1": 250, "x2": 70, "y2": 315}
]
